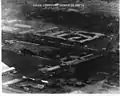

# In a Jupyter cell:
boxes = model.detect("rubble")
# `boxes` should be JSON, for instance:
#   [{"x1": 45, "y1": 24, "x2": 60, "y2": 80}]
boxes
[
  {"x1": 2, "y1": 0, "x2": 119, "y2": 93},
  {"x1": 2, "y1": 27, "x2": 110, "y2": 80}
]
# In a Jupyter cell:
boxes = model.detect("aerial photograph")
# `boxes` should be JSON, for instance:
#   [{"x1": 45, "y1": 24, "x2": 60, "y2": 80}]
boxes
[{"x1": 2, "y1": 0, "x2": 119, "y2": 94}]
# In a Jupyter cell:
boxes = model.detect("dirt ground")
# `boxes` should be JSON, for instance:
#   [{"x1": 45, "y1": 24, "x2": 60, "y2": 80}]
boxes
[{"x1": 2, "y1": 0, "x2": 119, "y2": 94}]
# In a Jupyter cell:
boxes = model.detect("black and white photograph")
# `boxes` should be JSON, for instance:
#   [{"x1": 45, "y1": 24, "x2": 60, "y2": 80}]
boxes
[{"x1": 1, "y1": 0, "x2": 119, "y2": 94}]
